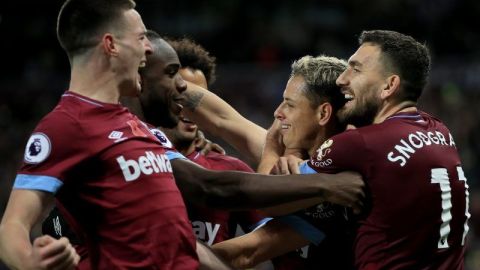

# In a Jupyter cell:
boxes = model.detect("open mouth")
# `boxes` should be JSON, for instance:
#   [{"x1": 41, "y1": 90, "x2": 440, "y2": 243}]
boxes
[
  {"x1": 281, "y1": 123, "x2": 291, "y2": 129},
  {"x1": 138, "y1": 61, "x2": 147, "y2": 92},
  {"x1": 342, "y1": 90, "x2": 354, "y2": 102},
  {"x1": 180, "y1": 116, "x2": 194, "y2": 124},
  {"x1": 172, "y1": 97, "x2": 184, "y2": 113}
]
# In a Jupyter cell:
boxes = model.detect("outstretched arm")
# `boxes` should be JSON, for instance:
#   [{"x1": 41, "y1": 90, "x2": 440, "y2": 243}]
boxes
[
  {"x1": 197, "y1": 240, "x2": 234, "y2": 270},
  {"x1": 0, "y1": 190, "x2": 79, "y2": 270},
  {"x1": 171, "y1": 158, "x2": 364, "y2": 211},
  {"x1": 212, "y1": 219, "x2": 309, "y2": 268},
  {"x1": 180, "y1": 82, "x2": 267, "y2": 163}
]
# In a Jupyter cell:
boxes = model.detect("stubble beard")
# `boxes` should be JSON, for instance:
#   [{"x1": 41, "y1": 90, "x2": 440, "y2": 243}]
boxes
[{"x1": 338, "y1": 97, "x2": 380, "y2": 128}]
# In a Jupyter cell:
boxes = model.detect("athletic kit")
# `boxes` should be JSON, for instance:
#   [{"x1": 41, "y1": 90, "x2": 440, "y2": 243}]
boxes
[
  {"x1": 16, "y1": 91, "x2": 198, "y2": 269},
  {"x1": 292, "y1": 111, "x2": 469, "y2": 270}
]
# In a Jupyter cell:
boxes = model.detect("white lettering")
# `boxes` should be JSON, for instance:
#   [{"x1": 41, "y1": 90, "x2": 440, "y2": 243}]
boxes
[
  {"x1": 156, "y1": 154, "x2": 167, "y2": 172},
  {"x1": 192, "y1": 221, "x2": 221, "y2": 246},
  {"x1": 408, "y1": 133, "x2": 424, "y2": 149},
  {"x1": 436, "y1": 131, "x2": 447, "y2": 145},
  {"x1": 116, "y1": 156, "x2": 140, "y2": 181},
  {"x1": 416, "y1": 131, "x2": 432, "y2": 146},
  {"x1": 138, "y1": 156, "x2": 152, "y2": 175},
  {"x1": 395, "y1": 139, "x2": 416, "y2": 158},
  {"x1": 116, "y1": 151, "x2": 172, "y2": 181},
  {"x1": 299, "y1": 245, "x2": 310, "y2": 259},
  {"x1": 192, "y1": 221, "x2": 206, "y2": 240},
  {"x1": 428, "y1": 132, "x2": 440, "y2": 144},
  {"x1": 449, "y1": 133, "x2": 457, "y2": 148},
  {"x1": 206, "y1": 222, "x2": 221, "y2": 246},
  {"x1": 146, "y1": 151, "x2": 159, "y2": 173},
  {"x1": 387, "y1": 152, "x2": 407, "y2": 167},
  {"x1": 387, "y1": 130, "x2": 456, "y2": 167}
]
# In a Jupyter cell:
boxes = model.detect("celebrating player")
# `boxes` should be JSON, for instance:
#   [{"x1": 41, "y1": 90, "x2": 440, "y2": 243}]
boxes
[{"x1": 0, "y1": 2, "x2": 364, "y2": 267}]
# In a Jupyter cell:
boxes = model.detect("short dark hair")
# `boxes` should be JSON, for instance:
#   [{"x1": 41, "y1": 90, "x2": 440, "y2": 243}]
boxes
[
  {"x1": 57, "y1": 0, "x2": 136, "y2": 58},
  {"x1": 359, "y1": 30, "x2": 431, "y2": 102},
  {"x1": 291, "y1": 55, "x2": 347, "y2": 111},
  {"x1": 165, "y1": 38, "x2": 217, "y2": 85}
]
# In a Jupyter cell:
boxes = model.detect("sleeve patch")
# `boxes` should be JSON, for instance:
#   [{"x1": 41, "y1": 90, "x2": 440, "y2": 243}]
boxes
[{"x1": 24, "y1": 133, "x2": 51, "y2": 164}]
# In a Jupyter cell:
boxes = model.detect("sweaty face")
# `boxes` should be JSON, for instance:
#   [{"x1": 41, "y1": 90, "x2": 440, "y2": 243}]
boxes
[
  {"x1": 115, "y1": 9, "x2": 152, "y2": 97},
  {"x1": 336, "y1": 43, "x2": 385, "y2": 127},
  {"x1": 139, "y1": 40, "x2": 187, "y2": 128},
  {"x1": 274, "y1": 76, "x2": 322, "y2": 152}
]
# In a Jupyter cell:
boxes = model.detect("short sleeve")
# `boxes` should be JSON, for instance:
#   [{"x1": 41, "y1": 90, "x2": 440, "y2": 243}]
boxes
[
  {"x1": 14, "y1": 112, "x2": 90, "y2": 193},
  {"x1": 308, "y1": 129, "x2": 367, "y2": 173}
]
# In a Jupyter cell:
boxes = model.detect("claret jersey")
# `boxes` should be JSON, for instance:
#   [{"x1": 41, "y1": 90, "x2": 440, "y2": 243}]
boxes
[
  {"x1": 14, "y1": 91, "x2": 198, "y2": 269},
  {"x1": 308, "y1": 111, "x2": 469, "y2": 270},
  {"x1": 185, "y1": 151, "x2": 267, "y2": 246}
]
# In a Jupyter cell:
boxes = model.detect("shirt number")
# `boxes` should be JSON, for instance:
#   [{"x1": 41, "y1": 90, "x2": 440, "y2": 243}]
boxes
[{"x1": 430, "y1": 166, "x2": 469, "y2": 249}]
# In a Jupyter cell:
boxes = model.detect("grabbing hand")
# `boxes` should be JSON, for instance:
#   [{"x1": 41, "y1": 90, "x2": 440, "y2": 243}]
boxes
[
  {"x1": 322, "y1": 171, "x2": 365, "y2": 215},
  {"x1": 195, "y1": 130, "x2": 226, "y2": 155},
  {"x1": 30, "y1": 235, "x2": 80, "y2": 270},
  {"x1": 274, "y1": 154, "x2": 305, "y2": 175}
]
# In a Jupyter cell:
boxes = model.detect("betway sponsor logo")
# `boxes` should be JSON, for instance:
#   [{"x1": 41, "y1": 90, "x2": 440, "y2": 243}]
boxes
[{"x1": 116, "y1": 151, "x2": 172, "y2": 181}]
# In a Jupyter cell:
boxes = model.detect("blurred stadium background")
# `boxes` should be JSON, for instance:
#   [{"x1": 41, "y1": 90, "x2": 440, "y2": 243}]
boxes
[{"x1": 0, "y1": 0, "x2": 479, "y2": 269}]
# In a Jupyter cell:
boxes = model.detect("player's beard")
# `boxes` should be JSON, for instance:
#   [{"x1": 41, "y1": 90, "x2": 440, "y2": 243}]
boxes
[
  {"x1": 139, "y1": 91, "x2": 179, "y2": 128},
  {"x1": 337, "y1": 93, "x2": 380, "y2": 127}
]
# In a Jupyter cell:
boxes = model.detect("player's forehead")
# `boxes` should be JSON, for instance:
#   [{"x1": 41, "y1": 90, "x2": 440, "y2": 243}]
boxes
[
  {"x1": 121, "y1": 9, "x2": 147, "y2": 34},
  {"x1": 284, "y1": 76, "x2": 307, "y2": 99},
  {"x1": 348, "y1": 43, "x2": 382, "y2": 69}
]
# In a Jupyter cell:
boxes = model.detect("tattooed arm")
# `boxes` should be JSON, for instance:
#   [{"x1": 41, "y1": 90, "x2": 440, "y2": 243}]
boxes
[{"x1": 181, "y1": 82, "x2": 267, "y2": 164}]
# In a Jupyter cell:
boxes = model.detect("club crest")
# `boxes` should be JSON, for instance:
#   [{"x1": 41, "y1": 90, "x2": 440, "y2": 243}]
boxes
[
  {"x1": 316, "y1": 139, "x2": 333, "y2": 161},
  {"x1": 24, "y1": 133, "x2": 51, "y2": 164}
]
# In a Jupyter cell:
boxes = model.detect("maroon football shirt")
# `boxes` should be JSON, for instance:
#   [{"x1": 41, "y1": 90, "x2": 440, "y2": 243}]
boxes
[
  {"x1": 185, "y1": 151, "x2": 266, "y2": 245},
  {"x1": 308, "y1": 111, "x2": 469, "y2": 270},
  {"x1": 16, "y1": 92, "x2": 198, "y2": 269}
]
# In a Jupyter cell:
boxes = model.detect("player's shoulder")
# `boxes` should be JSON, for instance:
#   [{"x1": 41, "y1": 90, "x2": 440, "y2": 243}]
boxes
[{"x1": 205, "y1": 152, "x2": 253, "y2": 172}]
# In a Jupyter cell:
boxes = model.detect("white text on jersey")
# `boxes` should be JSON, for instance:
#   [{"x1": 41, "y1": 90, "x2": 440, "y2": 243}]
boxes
[
  {"x1": 387, "y1": 130, "x2": 456, "y2": 167},
  {"x1": 116, "y1": 151, "x2": 172, "y2": 181}
]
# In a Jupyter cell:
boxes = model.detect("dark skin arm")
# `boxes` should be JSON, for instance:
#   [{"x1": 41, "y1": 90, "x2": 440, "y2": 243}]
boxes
[{"x1": 171, "y1": 159, "x2": 364, "y2": 211}]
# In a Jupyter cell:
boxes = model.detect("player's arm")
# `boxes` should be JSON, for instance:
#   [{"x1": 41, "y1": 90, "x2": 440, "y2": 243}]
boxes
[
  {"x1": 260, "y1": 156, "x2": 323, "y2": 216},
  {"x1": 170, "y1": 158, "x2": 364, "y2": 211},
  {"x1": 180, "y1": 82, "x2": 266, "y2": 163},
  {"x1": 212, "y1": 219, "x2": 310, "y2": 268},
  {"x1": 0, "y1": 189, "x2": 80, "y2": 270},
  {"x1": 196, "y1": 240, "x2": 234, "y2": 270}
]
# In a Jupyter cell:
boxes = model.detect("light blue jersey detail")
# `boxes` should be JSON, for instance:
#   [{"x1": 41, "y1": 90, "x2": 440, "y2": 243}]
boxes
[
  {"x1": 249, "y1": 217, "x2": 273, "y2": 231},
  {"x1": 13, "y1": 174, "x2": 63, "y2": 194},
  {"x1": 166, "y1": 151, "x2": 187, "y2": 161},
  {"x1": 299, "y1": 161, "x2": 317, "y2": 174},
  {"x1": 276, "y1": 215, "x2": 325, "y2": 245},
  {"x1": 275, "y1": 160, "x2": 325, "y2": 245}
]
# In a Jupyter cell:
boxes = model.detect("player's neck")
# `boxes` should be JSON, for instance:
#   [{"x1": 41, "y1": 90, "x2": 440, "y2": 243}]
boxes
[
  {"x1": 175, "y1": 141, "x2": 197, "y2": 156},
  {"x1": 374, "y1": 100, "x2": 417, "y2": 124},
  {"x1": 68, "y1": 54, "x2": 121, "y2": 104}
]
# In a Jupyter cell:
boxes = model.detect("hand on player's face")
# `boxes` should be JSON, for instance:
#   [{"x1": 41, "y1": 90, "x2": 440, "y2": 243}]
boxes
[
  {"x1": 30, "y1": 235, "x2": 80, "y2": 270},
  {"x1": 274, "y1": 155, "x2": 304, "y2": 175}
]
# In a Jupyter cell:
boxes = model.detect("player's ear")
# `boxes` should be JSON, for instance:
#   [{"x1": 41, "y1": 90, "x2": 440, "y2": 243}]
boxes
[
  {"x1": 381, "y1": 74, "x2": 400, "y2": 100},
  {"x1": 317, "y1": 102, "x2": 332, "y2": 126},
  {"x1": 102, "y1": 33, "x2": 119, "y2": 56}
]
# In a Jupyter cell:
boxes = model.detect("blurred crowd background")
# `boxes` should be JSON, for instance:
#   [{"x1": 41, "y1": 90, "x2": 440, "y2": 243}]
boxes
[{"x1": 0, "y1": 0, "x2": 479, "y2": 269}]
